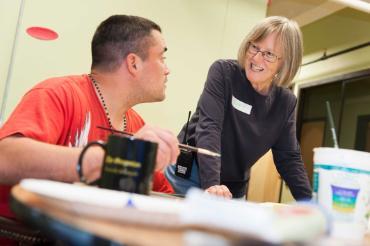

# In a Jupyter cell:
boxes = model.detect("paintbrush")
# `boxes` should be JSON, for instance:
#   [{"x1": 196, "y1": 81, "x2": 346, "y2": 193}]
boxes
[{"x1": 97, "y1": 126, "x2": 221, "y2": 157}]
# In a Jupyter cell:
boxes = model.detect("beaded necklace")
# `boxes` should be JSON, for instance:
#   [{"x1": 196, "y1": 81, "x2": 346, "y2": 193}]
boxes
[{"x1": 89, "y1": 74, "x2": 127, "y2": 131}]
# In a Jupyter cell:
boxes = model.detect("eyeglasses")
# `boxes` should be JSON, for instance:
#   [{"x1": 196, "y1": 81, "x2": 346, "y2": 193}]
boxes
[{"x1": 247, "y1": 42, "x2": 281, "y2": 63}]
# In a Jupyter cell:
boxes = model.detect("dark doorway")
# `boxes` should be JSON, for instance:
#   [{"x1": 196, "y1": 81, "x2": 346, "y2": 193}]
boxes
[
  {"x1": 297, "y1": 69, "x2": 370, "y2": 184},
  {"x1": 355, "y1": 115, "x2": 370, "y2": 152}
]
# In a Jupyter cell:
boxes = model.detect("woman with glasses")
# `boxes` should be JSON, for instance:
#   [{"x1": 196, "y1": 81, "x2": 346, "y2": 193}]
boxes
[{"x1": 165, "y1": 16, "x2": 312, "y2": 200}]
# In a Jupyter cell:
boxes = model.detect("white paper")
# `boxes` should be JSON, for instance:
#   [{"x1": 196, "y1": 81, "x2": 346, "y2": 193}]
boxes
[{"x1": 19, "y1": 179, "x2": 328, "y2": 243}]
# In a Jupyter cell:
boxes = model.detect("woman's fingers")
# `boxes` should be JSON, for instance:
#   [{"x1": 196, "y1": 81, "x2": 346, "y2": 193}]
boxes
[{"x1": 205, "y1": 185, "x2": 232, "y2": 199}]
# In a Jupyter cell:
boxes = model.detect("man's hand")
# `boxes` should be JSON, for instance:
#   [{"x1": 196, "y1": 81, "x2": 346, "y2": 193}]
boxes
[
  {"x1": 205, "y1": 185, "x2": 232, "y2": 199},
  {"x1": 134, "y1": 125, "x2": 180, "y2": 171}
]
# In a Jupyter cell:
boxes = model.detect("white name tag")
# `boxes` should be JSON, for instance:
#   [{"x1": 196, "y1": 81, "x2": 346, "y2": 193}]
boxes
[{"x1": 231, "y1": 95, "x2": 252, "y2": 115}]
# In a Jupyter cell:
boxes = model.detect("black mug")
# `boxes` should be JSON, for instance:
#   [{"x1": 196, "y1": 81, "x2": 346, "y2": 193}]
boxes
[{"x1": 78, "y1": 135, "x2": 158, "y2": 195}]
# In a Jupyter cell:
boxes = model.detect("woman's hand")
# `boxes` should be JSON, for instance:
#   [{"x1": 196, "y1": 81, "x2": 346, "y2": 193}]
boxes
[{"x1": 205, "y1": 185, "x2": 232, "y2": 199}]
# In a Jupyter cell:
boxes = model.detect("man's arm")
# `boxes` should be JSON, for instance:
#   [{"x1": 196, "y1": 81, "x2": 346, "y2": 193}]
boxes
[
  {"x1": 0, "y1": 136, "x2": 104, "y2": 185},
  {"x1": 0, "y1": 125, "x2": 179, "y2": 185}
]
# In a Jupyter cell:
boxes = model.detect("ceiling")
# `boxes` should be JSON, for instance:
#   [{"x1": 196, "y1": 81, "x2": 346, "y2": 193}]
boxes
[{"x1": 266, "y1": 0, "x2": 370, "y2": 27}]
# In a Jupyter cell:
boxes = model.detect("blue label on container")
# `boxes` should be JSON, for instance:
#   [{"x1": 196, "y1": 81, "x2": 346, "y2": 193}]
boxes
[
  {"x1": 314, "y1": 164, "x2": 370, "y2": 175},
  {"x1": 313, "y1": 170, "x2": 319, "y2": 193}
]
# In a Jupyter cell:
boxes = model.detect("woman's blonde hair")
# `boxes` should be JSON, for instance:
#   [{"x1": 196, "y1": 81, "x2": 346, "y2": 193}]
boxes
[{"x1": 237, "y1": 16, "x2": 303, "y2": 87}]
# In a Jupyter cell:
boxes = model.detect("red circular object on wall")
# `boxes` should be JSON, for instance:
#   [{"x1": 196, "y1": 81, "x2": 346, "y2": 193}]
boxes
[{"x1": 26, "y1": 26, "x2": 58, "y2": 40}]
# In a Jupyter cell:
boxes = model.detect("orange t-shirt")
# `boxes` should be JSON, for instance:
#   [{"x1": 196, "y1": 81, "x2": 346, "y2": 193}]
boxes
[{"x1": 0, "y1": 74, "x2": 173, "y2": 218}]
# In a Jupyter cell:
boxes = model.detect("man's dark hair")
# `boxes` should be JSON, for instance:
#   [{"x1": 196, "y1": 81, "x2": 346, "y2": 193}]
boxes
[{"x1": 91, "y1": 15, "x2": 161, "y2": 71}]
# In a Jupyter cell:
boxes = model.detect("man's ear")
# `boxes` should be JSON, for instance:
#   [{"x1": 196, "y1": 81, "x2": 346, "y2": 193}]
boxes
[{"x1": 126, "y1": 53, "x2": 142, "y2": 75}]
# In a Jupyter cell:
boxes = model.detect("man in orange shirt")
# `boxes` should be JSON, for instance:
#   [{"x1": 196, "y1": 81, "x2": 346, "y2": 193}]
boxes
[{"x1": 0, "y1": 15, "x2": 179, "y2": 222}]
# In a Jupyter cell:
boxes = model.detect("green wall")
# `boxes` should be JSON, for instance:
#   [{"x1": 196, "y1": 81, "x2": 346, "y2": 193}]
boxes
[
  {"x1": 0, "y1": 0, "x2": 267, "y2": 132},
  {"x1": 296, "y1": 8, "x2": 370, "y2": 86}
]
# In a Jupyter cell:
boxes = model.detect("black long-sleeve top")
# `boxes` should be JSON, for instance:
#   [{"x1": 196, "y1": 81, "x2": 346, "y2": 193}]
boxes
[{"x1": 179, "y1": 59, "x2": 312, "y2": 200}]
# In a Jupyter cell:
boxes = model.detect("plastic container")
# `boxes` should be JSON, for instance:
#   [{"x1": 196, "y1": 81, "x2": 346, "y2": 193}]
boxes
[{"x1": 313, "y1": 147, "x2": 370, "y2": 241}]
